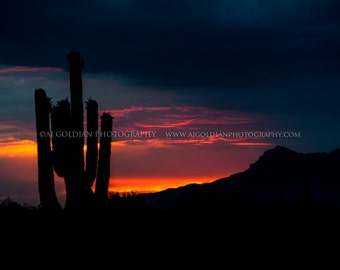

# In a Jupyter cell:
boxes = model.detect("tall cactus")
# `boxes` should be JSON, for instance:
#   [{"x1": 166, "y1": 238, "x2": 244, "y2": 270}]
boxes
[{"x1": 34, "y1": 51, "x2": 113, "y2": 211}]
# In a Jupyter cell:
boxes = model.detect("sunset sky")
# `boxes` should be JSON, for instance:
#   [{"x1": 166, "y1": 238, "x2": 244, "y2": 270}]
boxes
[{"x1": 1, "y1": 0, "x2": 339, "y2": 207}]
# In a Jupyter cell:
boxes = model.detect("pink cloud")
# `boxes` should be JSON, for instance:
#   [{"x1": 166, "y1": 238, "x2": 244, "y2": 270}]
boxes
[
  {"x1": 0, "y1": 66, "x2": 63, "y2": 74},
  {"x1": 230, "y1": 142, "x2": 273, "y2": 146},
  {"x1": 135, "y1": 119, "x2": 194, "y2": 128},
  {"x1": 104, "y1": 105, "x2": 261, "y2": 133},
  {"x1": 106, "y1": 106, "x2": 171, "y2": 117}
]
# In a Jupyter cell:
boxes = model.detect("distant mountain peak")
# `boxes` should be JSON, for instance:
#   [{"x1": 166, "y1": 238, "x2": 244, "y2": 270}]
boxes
[
  {"x1": 264, "y1": 145, "x2": 297, "y2": 155},
  {"x1": 248, "y1": 145, "x2": 298, "y2": 170}
]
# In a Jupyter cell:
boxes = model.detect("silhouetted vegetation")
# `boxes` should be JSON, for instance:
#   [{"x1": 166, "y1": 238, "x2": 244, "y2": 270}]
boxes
[
  {"x1": 1, "y1": 189, "x2": 340, "y2": 232},
  {"x1": 34, "y1": 51, "x2": 113, "y2": 212}
]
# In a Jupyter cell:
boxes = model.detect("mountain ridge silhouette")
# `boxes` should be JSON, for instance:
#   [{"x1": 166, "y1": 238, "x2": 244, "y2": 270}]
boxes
[{"x1": 141, "y1": 145, "x2": 340, "y2": 211}]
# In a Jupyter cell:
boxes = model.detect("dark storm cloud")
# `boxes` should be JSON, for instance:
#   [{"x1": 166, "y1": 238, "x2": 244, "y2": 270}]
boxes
[{"x1": 1, "y1": 0, "x2": 339, "y2": 88}]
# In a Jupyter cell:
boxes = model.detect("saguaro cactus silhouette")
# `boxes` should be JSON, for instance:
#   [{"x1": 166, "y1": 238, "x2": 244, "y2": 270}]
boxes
[{"x1": 34, "y1": 51, "x2": 113, "y2": 211}]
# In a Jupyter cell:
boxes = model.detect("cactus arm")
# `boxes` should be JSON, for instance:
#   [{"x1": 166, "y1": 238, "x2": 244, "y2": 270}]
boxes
[
  {"x1": 95, "y1": 113, "x2": 113, "y2": 208},
  {"x1": 85, "y1": 98, "x2": 98, "y2": 188},
  {"x1": 34, "y1": 88, "x2": 61, "y2": 210}
]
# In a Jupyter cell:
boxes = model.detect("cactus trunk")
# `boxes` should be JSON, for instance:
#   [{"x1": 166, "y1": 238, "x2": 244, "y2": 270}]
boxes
[{"x1": 66, "y1": 52, "x2": 85, "y2": 210}]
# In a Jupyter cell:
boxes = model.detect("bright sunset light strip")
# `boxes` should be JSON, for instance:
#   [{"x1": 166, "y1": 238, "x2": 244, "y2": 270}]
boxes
[
  {"x1": 107, "y1": 176, "x2": 222, "y2": 194},
  {"x1": 0, "y1": 139, "x2": 37, "y2": 157}
]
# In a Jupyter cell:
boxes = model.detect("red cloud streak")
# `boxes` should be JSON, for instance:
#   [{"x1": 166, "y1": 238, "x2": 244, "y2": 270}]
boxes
[{"x1": 0, "y1": 66, "x2": 63, "y2": 74}]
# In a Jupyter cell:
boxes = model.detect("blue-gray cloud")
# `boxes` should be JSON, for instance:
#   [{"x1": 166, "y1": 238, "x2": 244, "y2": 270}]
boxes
[{"x1": 1, "y1": 0, "x2": 339, "y2": 88}]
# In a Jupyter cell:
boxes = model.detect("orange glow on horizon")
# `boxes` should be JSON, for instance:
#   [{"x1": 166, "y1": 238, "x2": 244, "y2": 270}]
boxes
[
  {"x1": 0, "y1": 138, "x2": 256, "y2": 200},
  {"x1": 107, "y1": 175, "x2": 228, "y2": 194},
  {"x1": 0, "y1": 139, "x2": 37, "y2": 157}
]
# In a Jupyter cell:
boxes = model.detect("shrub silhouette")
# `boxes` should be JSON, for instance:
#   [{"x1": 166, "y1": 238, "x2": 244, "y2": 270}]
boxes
[{"x1": 34, "y1": 51, "x2": 113, "y2": 211}]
